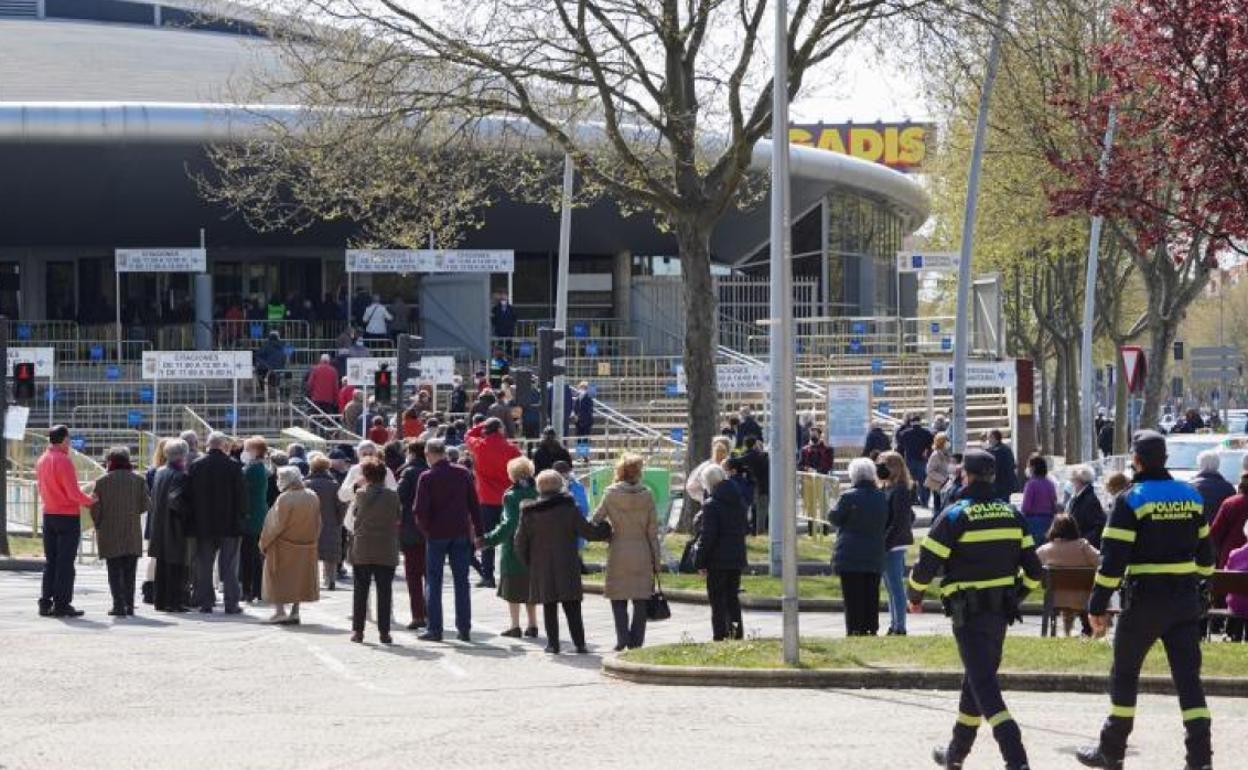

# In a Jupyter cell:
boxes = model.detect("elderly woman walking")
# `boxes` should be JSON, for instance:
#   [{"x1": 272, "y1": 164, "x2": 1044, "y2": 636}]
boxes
[
  {"x1": 480, "y1": 456, "x2": 539, "y2": 638},
  {"x1": 593, "y1": 453, "x2": 661, "y2": 651},
  {"x1": 349, "y1": 458, "x2": 401, "y2": 644},
  {"x1": 260, "y1": 466, "x2": 322, "y2": 625},
  {"x1": 305, "y1": 452, "x2": 346, "y2": 590},
  {"x1": 149, "y1": 438, "x2": 192, "y2": 613},
  {"x1": 694, "y1": 464, "x2": 749, "y2": 641},
  {"x1": 91, "y1": 446, "x2": 151, "y2": 617},
  {"x1": 515, "y1": 470, "x2": 609, "y2": 654},
  {"x1": 830, "y1": 457, "x2": 889, "y2": 636}
]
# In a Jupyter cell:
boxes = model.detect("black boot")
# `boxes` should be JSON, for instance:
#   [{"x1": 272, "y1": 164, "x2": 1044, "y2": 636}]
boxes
[
  {"x1": 1076, "y1": 746, "x2": 1123, "y2": 769},
  {"x1": 931, "y1": 746, "x2": 963, "y2": 769}
]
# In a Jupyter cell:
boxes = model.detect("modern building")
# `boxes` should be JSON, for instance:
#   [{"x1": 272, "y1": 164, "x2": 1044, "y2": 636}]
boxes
[{"x1": 0, "y1": 1, "x2": 929, "y2": 341}]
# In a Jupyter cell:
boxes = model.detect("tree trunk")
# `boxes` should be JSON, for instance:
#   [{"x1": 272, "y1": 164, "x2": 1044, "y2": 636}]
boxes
[
  {"x1": 1141, "y1": 318, "x2": 1177, "y2": 431},
  {"x1": 674, "y1": 218, "x2": 719, "y2": 532}
]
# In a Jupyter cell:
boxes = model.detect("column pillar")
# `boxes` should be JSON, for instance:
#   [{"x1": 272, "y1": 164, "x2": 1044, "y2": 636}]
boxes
[
  {"x1": 194, "y1": 273, "x2": 212, "y2": 350},
  {"x1": 613, "y1": 250, "x2": 632, "y2": 323}
]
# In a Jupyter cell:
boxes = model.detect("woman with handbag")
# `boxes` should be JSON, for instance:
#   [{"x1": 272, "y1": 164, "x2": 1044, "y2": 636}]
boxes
[
  {"x1": 925, "y1": 432, "x2": 952, "y2": 512},
  {"x1": 592, "y1": 453, "x2": 662, "y2": 651}
]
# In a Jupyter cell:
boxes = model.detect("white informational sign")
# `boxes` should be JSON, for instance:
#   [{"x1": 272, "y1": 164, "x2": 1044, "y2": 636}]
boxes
[
  {"x1": 896, "y1": 251, "x2": 961, "y2": 273},
  {"x1": 141, "y1": 351, "x2": 253, "y2": 380},
  {"x1": 346, "y1": 357, "x2": 398, "y2": 386},
  {"x1": 345, "y1": 249, "x2": 515, "y2": 274},
  {"x1": 928, "y1": 360, "x2": 1017, "y2": 390},
  {"x1": 4, "y1": 405, "x2": 30, "y2": 441},
  {"x1": 417, "y1": 355, "x2": 456, "y2": 386},
  {"x1": 826, "y1": 382, "x2": 872, "y2": 447},
  {"x1": 7, "y1": 347, "x2": 55, "y2": 378},
  {"x1": 115, "y1": 248, "x2": 207, "y2": 273},
  {"x1": 673, "y1": 363, "x2": 770, "y2": 394}
]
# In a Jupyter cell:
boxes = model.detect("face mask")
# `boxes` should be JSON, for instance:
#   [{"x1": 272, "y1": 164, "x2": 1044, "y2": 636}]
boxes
[{"x1": 240, "y1": 451, "x2": 253, "y2": 464}]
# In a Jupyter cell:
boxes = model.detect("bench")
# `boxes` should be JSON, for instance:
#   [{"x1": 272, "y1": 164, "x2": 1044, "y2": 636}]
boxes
[
  {"x1": 1207, "y1": 570, "x2": 1248, "y2": 639},
  {"x1": 1040, "y1": 566, "x2": 1098, "y2": 637}
]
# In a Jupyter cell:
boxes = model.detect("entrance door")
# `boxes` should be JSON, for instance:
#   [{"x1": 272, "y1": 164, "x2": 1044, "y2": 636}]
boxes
[
  {"x1": 45, "y1": 261, "x2": 75, "y2": 320},
  {"x1": 419, "y1": 273, "x2": 490, "y2": 358}
]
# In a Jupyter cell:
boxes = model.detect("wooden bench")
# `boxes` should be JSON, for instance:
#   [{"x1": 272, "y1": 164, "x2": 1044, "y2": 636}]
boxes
[{"x1": 1207, "y1": 570, "x2": 1248, "y2": 639}]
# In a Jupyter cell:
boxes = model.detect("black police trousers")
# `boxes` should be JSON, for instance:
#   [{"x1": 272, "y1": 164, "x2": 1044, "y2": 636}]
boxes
[
  {"x1": 1098, "y1": 589, "x2": 1211, "y2": 767},
  {"x1": 947, "y1": 610, "x2": 1029, "y2": 768}
]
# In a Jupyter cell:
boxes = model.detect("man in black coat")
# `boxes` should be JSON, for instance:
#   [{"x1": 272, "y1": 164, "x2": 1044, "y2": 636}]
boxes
[
  {"x1": 862, "y1": 425, "x2": 891, "y2": 457},
  {"x1": 490, "y1": 292, "x2": 517, "y2": 339},
  {"x1": 1097, "y1": 419, "x2": 1115, "y2": 458},
  {"x1": 735, "y1": 406, "x2": 764, "y2": 447},
  {"x1": 187, "y1": 431, "x2": 247, "y2": 614},
  {"x1": 1190, "y1": 450, "x2": 1235, "y2": 523},
  {"x1": 984, "y1": 429, "x2": 1020, "y2": 501}
]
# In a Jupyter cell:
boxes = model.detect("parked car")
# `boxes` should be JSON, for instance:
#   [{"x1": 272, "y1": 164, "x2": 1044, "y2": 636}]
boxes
[{"x1": 1166, "y1": 434, "x2": 1248, "y2": 481}]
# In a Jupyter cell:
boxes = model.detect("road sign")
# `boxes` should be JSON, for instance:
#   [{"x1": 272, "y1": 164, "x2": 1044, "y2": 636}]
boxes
[
  {"x1": 115, "y1": 248, "x2": 206, "y2": 272},
  {"x1": 929, "y1": 360, "x2": 1016, "y2": 390},
  {"x1": 345, "y1": 249, "x2": 515, "y2": 273},
  {"x1": 826, "y1": 382, "x2": 872, "y2": 447},
  {"x1": 896, "y1": 251, "x2": 961, "y2": 273},
  {"x1": 142, "y1": 351, "x2": 252, "y2": 380},
  {"x1": 346, "y1": 357, "x2": 398, "y2": 386},
  {"x1": 417, "y1": 355, "x2": 456, "y2": 386},
  {"x1": 1120, "y1": 345, "x2": 1146, "y2": 393},
  {"x1": 7, "y1": 347, "x2": 55, "y2": 378},
  {"x1": 1189, "y1": 346, "x2": 1241, "y2": 383}
]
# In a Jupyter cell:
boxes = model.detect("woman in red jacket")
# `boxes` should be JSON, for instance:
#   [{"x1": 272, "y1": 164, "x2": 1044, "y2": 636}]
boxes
[
  {"x1": 465, "y1": 417, "x2": 521, "y2": 588},
  {"x1": 1211, "y1": 474, "x2": 1248, "y2": 568}
]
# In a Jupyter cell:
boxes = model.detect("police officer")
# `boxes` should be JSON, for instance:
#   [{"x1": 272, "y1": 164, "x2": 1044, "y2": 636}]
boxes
[
  {"x1": 1077, "y1": 430, "x2": 1215, "y2": 770},
  {"x1": 908, "y1": 448, "x2": 1042, "y2": 770}
]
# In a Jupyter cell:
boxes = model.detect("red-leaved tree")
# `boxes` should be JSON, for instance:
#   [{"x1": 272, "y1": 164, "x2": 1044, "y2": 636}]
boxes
[{"x1": 1048, "y1": 0, "x2": 1248, "y2": 428}]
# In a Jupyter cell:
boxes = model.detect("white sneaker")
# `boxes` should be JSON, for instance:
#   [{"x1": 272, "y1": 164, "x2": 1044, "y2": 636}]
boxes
[{"x1": 266, "y1": 612, "x2": 289, "y2": 624}]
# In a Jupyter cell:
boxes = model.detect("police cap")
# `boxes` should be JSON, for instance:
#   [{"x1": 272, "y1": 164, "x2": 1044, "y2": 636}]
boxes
[
  {"x1": 1131, "y1": 429, "x2": 1167, "y2": 464},
  {"x1": 962, "y1": 449, "x2": 996, "y2": 477}
]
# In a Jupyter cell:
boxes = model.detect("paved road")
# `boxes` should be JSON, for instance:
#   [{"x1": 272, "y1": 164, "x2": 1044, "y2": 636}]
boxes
[{"x1": 0, "y1": 562, "x2": 1243, "y2": 770}]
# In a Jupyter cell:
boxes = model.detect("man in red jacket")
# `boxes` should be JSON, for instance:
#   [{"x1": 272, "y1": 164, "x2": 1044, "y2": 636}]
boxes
[
  {"x1": 304, "y1": 354, "x2": 340, "y2": 414},
  {"x1": 465, "y1": 417, "x2": 521, "y2": 588},
  {"x1": 35, "y1": 425, "x2": 95, "y2": 617}
]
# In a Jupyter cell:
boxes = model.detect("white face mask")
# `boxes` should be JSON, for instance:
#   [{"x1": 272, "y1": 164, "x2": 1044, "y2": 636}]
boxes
[{"x1": 240, "y1": 451, "x2": 253, "y2": 464}]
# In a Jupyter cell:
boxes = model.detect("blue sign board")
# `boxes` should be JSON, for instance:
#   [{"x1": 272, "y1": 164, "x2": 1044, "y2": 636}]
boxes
[
  {"x1": 941, "y1": 337, "x2": 952, "y2": 351},
  {"x1": 871, "y1": 358, "x2": 883, "y2": 374},
  {"x1": 518, "y1": 342, "x2": 534, "y2": 357},
  {"x1": 572, "y1": 323, "x2": 589, "y2": 338},
  {"x1": 585, "y1": 342, "x2": 599, "y2": 357},
  {"x1": 576, "y1": 439, "x2": 590, "y2": 459},
  {"x1": 665, "y1": 383, "x2": 679, "y2": 397},
  {"x1": 848, "y1": 339, "x2": 863, "y2": 354},
  {"x1": 249, "y1": 323, "x2": 264, "y2": 340},
  {"x1": 670, "y1": 427, "x2": 685, "y2": 443},
  {"x1": 15, "y1": 324, "x2": 30, "y2": 340},
  {"x1": 872, "y1": 379, "x2": 887, "y2": 397},
  {"x1": 139, "y1": 386, "x2": 153, "y2": 403},
  {"x1": 912, "y1": 255, "x2": 923, "y2": 270},
  {"x1": 877, "y1": 401, "x2": 892, "y2": 415},
  {"x1": 89, "y1": 344, "x2": 104, "y2": 361},
  {"x1": 851, "y1": 321, "x2": 866, "y2": 335},
  {"x1": 47, "y1": 387, "x2": 57, "y2": 402},
  {"x1": 127, "y1": 410, "x2": 143, "y2": 427},
  {"x1": 106, "y1": 366, "x2": 121, "y2": 381},
  {"x1": 71, "y1": 438, "x2": 86, "y2": 452},
  {"x1": 930, "y1": 321, "x2": 941, "y2": 334}
]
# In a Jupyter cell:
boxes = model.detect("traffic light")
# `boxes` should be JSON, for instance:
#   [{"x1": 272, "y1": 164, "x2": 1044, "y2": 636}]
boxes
[
  {"x1": 13, "y1": 362, "x2": 34, "y2": 403},
  {"x1": 396, "y1": 333, "x2": 423, "y2": 398},
  {"x1": 1174, "y1": 340, "x2": 1184, "y2": 361},
  {"x1": 373, "y1": 364, "x2": 393, "y2": 404},
  {"x1": 537, "y1": 328, "x2": 566, "y2": 387}
]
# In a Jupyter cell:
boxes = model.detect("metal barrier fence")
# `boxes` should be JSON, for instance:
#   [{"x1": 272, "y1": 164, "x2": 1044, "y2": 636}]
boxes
[{"x1": 6, "y1": 432, "x2": 105, "y2": 557}]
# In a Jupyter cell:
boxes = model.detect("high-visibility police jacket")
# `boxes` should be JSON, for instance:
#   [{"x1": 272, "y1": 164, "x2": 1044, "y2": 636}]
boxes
[
  {"x1": 907, "y1": 481, "x2": 1043, "y2": 603},
  {"x1": 1088, "y1": 469, "x2": 1215, "y2": 614}
]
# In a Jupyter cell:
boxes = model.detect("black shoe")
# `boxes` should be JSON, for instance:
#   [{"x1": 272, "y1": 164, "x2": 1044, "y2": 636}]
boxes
[
  {"x1": 524, "y1": 626, "x2": 539, "y2": 638},
  {"x1": 406, "y1": 619, "x2": 427, "y2": 630},
  {"x1": 108, "y1": 606, "x2": 126, "y2": 617},
  {"x1": 1184, "y1": 764, "x2": 1213, "y2": 770},
  {"x1": 53, "y1": 605, "x2": 85, "y2": 618},
  {"x1": 575, "y1": 645, "x2": 589, "y2": 654},
  {"x1": 125, "y1": 606, "x2": 135, "y2": 616},
  {"x1": 456, "y1": 630, "x2": 471, "y2": 642},
  {"x1": 417, "y1": 631, "x2": 443, "y2": 642},
  {"x1": 545, "y1": 643, "x2": 561, "y2": 654},
  {"x1": 932, "y1": 746, "x2": 963, "y2": 769},
  {"x1": 476, "y1": 579, "x2": 496, "y2": 589},
  {"x1": 167, "y1": 605, "x2": 190, "y2": 614},
  {"x1": 198, "y1": 607, "x2": 214, "y2": 614},
  {"x1": 379, "y1": 633, "x2": 393, "y2": 645},
  {"x1": 38, "y1": 602, "x2": 53, "y2": 618},
  {"x1": 613, "y1": 642, "x2": 627, "y2": 652},
  {"x1": 1076, "y1": 746, "x2": 1123, "y2": 769},
  {"x1": 500, "y1": 627, "x2": 523, "y2": 638},
  {"x1": 224, "y1": 606, "x2": 243, "y2": 615}
]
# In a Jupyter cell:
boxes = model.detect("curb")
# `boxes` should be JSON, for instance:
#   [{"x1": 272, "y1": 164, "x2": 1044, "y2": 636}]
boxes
[
  {"x1": 583, "y1": 582, "x2": 1038, "y2": 616},
  {"x1": 0, "y1": 558, "x2": 45, "y2": 573},
  {"x1": 601, "y1": 658, "x2": 1248, "y2": 698}
]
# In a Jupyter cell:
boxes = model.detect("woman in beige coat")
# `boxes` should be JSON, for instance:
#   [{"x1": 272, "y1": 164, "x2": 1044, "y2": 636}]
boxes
[
  {"x1": 260, "y1": 466, "x2": 322, "y2": 625},
  {"x1": 592, "y1": 454, "x2": 661, "y2": 651}
]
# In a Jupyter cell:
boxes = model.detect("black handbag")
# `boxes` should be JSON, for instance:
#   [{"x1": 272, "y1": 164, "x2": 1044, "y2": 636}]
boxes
[{"x1": 646, "y1": 539, "x2": 672, "y2": 621}]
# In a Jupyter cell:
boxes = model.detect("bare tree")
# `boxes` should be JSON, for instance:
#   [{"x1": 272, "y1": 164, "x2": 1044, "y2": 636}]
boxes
[{"x1": 197, "y1": 0, "x2": 975, "y2": 473}]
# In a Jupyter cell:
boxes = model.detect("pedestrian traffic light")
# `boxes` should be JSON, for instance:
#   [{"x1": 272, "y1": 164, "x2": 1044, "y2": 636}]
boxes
[
  {"x1": 396, "y1": 333, "x2": 423, "y2": 398},
  {"x1": 537, "y1": 328, "x2": 566, "y2": 387},
  {"x1": 373, "y1": 364, "x2": 393, "y2": 404},
  {"x1": 1174, "y1": 340, "x2": 1184, "y2": 362},
  {"x1": 12, "y1": 362, "x2": 34, "y2": 403}
]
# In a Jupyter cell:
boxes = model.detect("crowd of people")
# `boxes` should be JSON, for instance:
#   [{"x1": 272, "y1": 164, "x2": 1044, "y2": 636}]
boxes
[{"x1": 33, "y1": 418, "x2": 669, "y2": 653}]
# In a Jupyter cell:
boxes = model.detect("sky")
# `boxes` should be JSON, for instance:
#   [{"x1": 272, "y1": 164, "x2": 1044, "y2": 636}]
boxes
[{"x1": 790, "y1": 48, "x2": 931, "y2": 124}]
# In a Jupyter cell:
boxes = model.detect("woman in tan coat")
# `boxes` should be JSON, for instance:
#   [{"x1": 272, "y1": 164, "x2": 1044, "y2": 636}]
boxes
[
  {"x1": 1036, "y1": 513, "x2": 1100, "y2": 637},
  {"x1": 260, "y1": 466, "x2": 322, "y2": 625},
  {"x1": 592, "y1": 454, "x2": 661, "y2": 651},
  {"x1": 90, "y1": 446, "x2": 151, "y2": 617}
]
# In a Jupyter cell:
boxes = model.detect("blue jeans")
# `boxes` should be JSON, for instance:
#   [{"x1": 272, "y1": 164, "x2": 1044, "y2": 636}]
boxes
[
  {"x1": 883, "y1": 548, "x2": 909, "y2": 633},
  {"x1": 425, "y1": 537, "x2": 472, "y2": 636},
  {"x1": 908, "y1": 459, "x2": 929, "y2": 506},
  {"x1": 41, "y1": 514, "x2": 81, "y2": 610},
  {"x1": 1025, "y1": 515, "x2": 1052, "y2": 547}
]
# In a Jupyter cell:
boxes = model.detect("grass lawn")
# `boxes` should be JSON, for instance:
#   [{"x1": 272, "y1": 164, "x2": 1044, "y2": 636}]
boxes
[
  {"x1": 582, "y1": 534, "x2": 835, "y2": 565},
  {"x1": 598, "y1": 573, "x2": 847, "y2": 600},
  {"x1": 4, "y1": 535, "x2": 43, "y2": 558},
  {"x1": 623, "y1": 636, "x2": 1248, "y2": 678}
]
